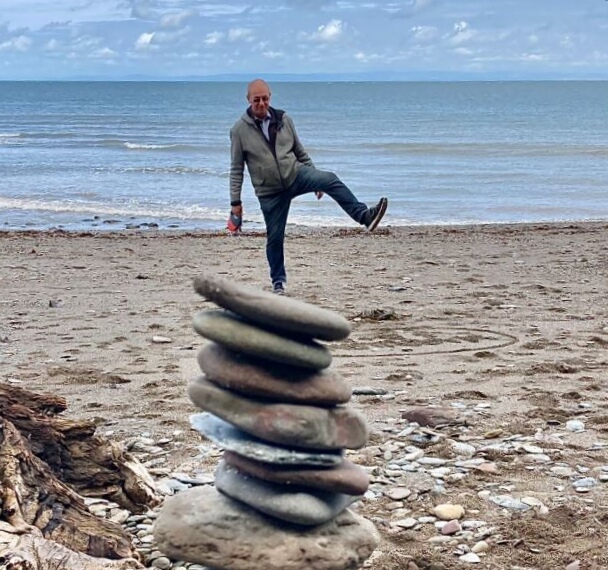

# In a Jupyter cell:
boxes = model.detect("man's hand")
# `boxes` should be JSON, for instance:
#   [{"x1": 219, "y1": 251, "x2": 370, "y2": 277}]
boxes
[
  {"x1": 315, "y1": 191, "x2": 324, "y2": 200},
  {"x1": 231, "y1": 204, "x2": 243, "y2": 217}
]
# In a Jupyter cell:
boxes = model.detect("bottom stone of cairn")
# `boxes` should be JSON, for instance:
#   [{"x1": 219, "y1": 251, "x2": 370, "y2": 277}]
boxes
[{"x1": 154, "y1": 485, "x2": 379, "y2": 570}]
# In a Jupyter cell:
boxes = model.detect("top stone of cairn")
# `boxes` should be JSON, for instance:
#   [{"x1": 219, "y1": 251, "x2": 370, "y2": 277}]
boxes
[{"x1": 194, "y1": 274, "x2": 351, "y2": 341}]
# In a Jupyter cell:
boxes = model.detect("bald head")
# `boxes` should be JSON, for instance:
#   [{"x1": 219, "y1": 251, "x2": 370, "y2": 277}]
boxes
[
  {"x1": 247, "y1": 78, "x2": 270, "y2": 99},
  {"x1": 247, "y1": 78, "x2": 272, "y2": 119}
]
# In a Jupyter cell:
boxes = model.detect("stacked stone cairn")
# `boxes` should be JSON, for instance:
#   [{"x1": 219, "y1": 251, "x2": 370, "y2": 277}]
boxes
[{"x1": 153, "y1": 273, "x2": 379, "y2": 570}]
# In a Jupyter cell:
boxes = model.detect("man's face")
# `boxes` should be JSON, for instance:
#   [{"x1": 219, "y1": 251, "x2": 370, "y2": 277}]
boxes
[{"x1": 248, "y1": 82, "x2": 271, "y2": 119}]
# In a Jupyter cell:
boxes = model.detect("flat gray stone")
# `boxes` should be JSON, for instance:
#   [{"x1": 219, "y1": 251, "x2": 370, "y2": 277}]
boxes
[
  {"x1": 154, "y1": 485, "x2": 379, "y2": 570},
  {"x1": 194, "y1": 273, "x2": 351, "y2": 341},
  {"x1": 223, "y1": 451, "x2": 369, "y2": 496},
  {"x1": 215, "y1": 460, "x2": 359, "y2": 526},
  {"x1": 193, "y1": 310, "x2": 332, "y2": 370},
  {"x1": 198, "y1": 342, "x2": 351, "y2": 406},
  {"x1": 188, "y1": 377, "x2": 368, "y2": 451},
  {"x1": 190, "y1": 412, "x2": 343, "y2": 466}
]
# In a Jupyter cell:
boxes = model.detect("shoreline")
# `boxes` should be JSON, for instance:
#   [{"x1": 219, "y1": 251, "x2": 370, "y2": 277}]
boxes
[{"x1": 2, "y1": 218, "x2": 608, "y2": 238}]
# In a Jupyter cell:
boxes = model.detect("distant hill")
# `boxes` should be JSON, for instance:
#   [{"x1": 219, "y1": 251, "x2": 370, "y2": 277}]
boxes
[{"x1": 5, "y1": 70, "x2": 608, "y2": 82}]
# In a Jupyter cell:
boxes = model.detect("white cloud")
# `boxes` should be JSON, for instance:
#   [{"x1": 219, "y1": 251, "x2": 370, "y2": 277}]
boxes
[
  {"x1": 263, "y1": 50, "x2": 284, "y2": 59},
  {"x1": 411, "y1": 25, "x2": 438, "y2": 41},
  {"x1": 0, "y1": 35, "x2": 33, "y2": 52},
  {"x1": 45, "y1": 39, "x2": 60, "y2": 51},
  {"x1": 135, "y1": 32, "x2": 155, "y2": 50},
  {"x1": 228, "y1": 28, "x2": 254, "y2": 42},
  {"x1": 311, "y1": 19, "x2": 345, "y2": 42},
  {"x1": 90, "y1": 46, "x2": 117, "y2": 59},
  {"x1": 204, "y1": 31, "x2": 224, "y2": 45},
  {"x1": 449, "y1": 21, "x2": 475, "y2": 45},
  {"x1": 354, "y1": 51, "x2": 382, "y2": 63}
]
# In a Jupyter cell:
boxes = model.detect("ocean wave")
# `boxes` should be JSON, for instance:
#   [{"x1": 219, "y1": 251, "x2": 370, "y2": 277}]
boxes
[
  {"x1": 0, "y1": 133, "x2": 21, "y2": 138},
  {"x1": 123, "y1": 141, "x2": 200, "y2": 152},
  {"x1": 0, "y1": 197, "x2": 228, "y2": 222},
  {"x1": 363, "y1": 142, "x2": 608, "y2": 157},
  {"x1": 14, "y1": 131, "x2": 76, "y2": 139},
  {"x1": 89, "y1": 165, "x2": 223, "y2": 176}
]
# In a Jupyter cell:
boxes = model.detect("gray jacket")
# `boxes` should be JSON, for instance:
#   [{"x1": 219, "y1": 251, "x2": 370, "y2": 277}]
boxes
[{"x1": 230, "y1": 107, "x2": 314, "y2": 203}]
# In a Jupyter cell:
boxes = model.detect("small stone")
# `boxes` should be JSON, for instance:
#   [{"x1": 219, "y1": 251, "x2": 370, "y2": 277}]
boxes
[
  {"x1": 450, "y1": 441, "x2": 476, "y2": 456},
  {"x1": 386, "y1": 487, "x2": 411, "y2": 501},
  {"x1": 483, "y1": 429, "x2": 503, "y2": 439},
  {"x1": 459, "y1": 552, "x2": 481, "y2": 563},
  {"x1": 521, "y1": 497, "x2": 544, "y2": 507},
  {"x1": 188, "y1": 376, "x2": 368, "y2": 450},
  {"x1": 393, "y1": 518, "x2": 418, "y2": 529},
  {"x1": 566, "y1": 420, "x2": 585, "y2": 433},
  {"x1": 190, "y1": 413, "x2": 343, "y2": 466},
  {"x1": 550, "y1": 465, "x2": 576, "y2": 478},
  {"x1": 198, "y1": 342, "x2": 351, "y2": 405},
  {"x1": 433, "y1": 504, "x2": 465, "y2": 520},
  {"x1": 215, "y1": 460, "x2": 358, "y2": 526},
  {"x1": 193, "y1": 273, "x2": 351, "y2": 341},
  {"x1": 489, "y1": 495, "x2": 530, "y2": 511},
  {"x1": 521, "y1": 444, "x2": 544, "y2": 454},
  {"x1": 440, "y1": 520, "x2": 461, "y2": 535},
  {"x1": 152, "y1": 336, "x2": 172, "y2": 343},
  {"x1": 193, "y1": 309, "x2": 332, "y2": 369},
  {"x1": 573, "y1": 477, "x2": 596, "y2": 490},
  {"x1": 223, "y1": 451, "x2": 369, "y2": 495},
  {"x1": 352, "y1": 386, "x2": 387, "y2": 395},
  {"x1": 471, "y1": 540, "x2": 490, "y2": 553},
  {"x1": 401, "y1": 407, "x2": 458, "y2": 427}
]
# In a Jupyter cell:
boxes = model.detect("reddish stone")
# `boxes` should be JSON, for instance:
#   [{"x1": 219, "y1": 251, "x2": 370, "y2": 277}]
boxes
[
  {"x1": 223, "y1": 450, "x2": 369, "y2": 496},
  {"x1": 198, "y1": 343, "x2": 351, "y2": 406},
  {"x1": 188, "y1": 376, "x2": 368, "y2": 450}
]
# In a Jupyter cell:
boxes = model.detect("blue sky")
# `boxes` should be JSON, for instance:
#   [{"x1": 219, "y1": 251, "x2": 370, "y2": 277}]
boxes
[{"x1": 1, "y1": 0, "x2": 608, "y2": 80}]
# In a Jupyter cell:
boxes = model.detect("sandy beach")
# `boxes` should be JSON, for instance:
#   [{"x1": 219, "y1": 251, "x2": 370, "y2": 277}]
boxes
[{"x1": 1, "y1": 221, "x2": 608, "y2": 569}]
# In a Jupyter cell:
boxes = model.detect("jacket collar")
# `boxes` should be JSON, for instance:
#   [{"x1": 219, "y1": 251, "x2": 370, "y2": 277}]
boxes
[{"x1": 244, "y1": 106, "x2": 284, "y2": 126}]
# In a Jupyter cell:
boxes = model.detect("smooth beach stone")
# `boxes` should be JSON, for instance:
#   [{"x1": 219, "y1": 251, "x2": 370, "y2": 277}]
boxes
[
  {"x1": 193, "y1": 273, "x2": 351, "y2": 341},
  {"x1": 198, "y1": 342, "x2": 351, "y2": 405},
  {"x1": 223, "y1": 451, "x2": 370, "y2": 496},
  {"x1": 188, "y1": 376, "x2": 368, "y2": 450},
  {"x1": 215, "y1": 460, "x2": 359, "y2": 526},
  {"x1": 154, "y1": 485, "x2": 379, "y2": 570},
  {"x1": 190, "y1": 413, "x2": 343, "y2": 467},
  {"x1": 193, "y1": 309, "x2": 332, "y2": 370}
]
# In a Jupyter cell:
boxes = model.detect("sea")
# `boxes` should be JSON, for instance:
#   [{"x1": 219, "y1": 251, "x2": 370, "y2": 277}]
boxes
[{"x1": 1, "y1": 80, "x2": 607, "y2": 232}]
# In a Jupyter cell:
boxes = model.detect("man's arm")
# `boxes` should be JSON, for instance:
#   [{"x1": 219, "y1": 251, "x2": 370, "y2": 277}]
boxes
[{"x1": 229, "y1": 127, "x2": 244, "y2": 216}]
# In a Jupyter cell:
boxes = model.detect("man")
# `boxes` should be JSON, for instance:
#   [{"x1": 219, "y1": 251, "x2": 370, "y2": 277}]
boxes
[{"x1": 229, "y1": 78, "x2": 388, "y2": 295}]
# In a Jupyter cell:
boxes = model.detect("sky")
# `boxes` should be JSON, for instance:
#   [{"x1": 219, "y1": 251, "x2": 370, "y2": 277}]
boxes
[{"x1": 1, "y1": 0, "x2": 608, "y2": 80}]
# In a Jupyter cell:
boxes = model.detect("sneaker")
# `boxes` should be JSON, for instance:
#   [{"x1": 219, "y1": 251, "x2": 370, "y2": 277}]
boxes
[
  {"x1": 365, "y1": 197, "x2": 388, "y2": 232},
  {"x1": 272, "y1": 281, "x2": 286, "y2": 295}
]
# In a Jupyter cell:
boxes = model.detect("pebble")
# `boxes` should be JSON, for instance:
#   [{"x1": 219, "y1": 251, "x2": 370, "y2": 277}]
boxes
[
  {"x1": 433, "y1": 504, "x2": 465, "y2": 520},
  {"x1": 440, "y1": 520, "x2": 461, "y2": 535},
  {"x1": 459, "y1": 552, "x2": 481, "y2": 563},
  {"x1": 566, "y1": 420, "x2": 585, "y2": 432},
  {"x1": 471, "y1": 540, "x2": 490, "y2": 553}
]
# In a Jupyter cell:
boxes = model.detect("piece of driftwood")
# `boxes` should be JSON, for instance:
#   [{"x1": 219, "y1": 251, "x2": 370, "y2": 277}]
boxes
[
  {"x1": 0, "y1": 527, "x2": 143, "y2": 569},
  {"x1": 0, "y1": 384, "x2": 161, "y2": 562}
]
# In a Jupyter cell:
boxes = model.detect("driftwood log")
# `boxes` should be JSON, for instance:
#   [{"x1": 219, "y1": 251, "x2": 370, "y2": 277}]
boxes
[{"x1": 0, "y1": 384, "x2": 162, "y2": 567}]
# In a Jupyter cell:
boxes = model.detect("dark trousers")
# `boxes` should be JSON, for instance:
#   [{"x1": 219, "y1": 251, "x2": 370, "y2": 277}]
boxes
[{"x1": 258, "y1": 165, "x2": 368, "y2": 286}]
